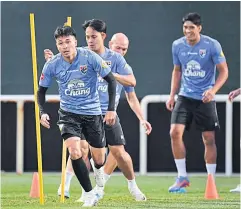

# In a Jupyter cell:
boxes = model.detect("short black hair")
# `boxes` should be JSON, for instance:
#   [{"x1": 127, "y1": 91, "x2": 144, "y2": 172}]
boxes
[
  {"x1": 82, "y1": 19, "x2": 107, "y2": 33},
  {"x1": 182, "y1": 12, "x2": 201, "y2": 26},
  {"x1": 54, "y1": 26, "x2": 77, "y2": 39}
]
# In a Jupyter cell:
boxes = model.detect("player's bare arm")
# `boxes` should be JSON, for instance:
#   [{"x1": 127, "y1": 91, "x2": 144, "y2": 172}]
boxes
[
  {"x1": 44, "y1": 49, "x2": 54, "y2": 61},
  {"x1": 202, "y1": 62, "x2": 228, "y2": 103},
  {"x1": 125, "y1": 91, "x2": 152, "y2": 135},
  {"x1": 166, "y1": 65, "x2": 181, "y2": 111},
  {"x1": 229, "y1": 88, "x2": 241, "y2": 101},
  {"x1": 113, "y1": 73, "x2": 136, "y2": 87}
]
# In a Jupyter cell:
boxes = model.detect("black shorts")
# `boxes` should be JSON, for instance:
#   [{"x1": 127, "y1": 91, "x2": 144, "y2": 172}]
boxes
[
  {"x1": 57, "y1": 109, "x2": 106, "y2": 148},
  {"x1": 81, "y1": 114, "x2": 125, "y2": 146},
  {"x1": 171, "y1": 95, "x2": 220, "y2": 131}
]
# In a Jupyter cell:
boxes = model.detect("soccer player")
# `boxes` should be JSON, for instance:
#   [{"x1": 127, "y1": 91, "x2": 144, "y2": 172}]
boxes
[
  {"x1": 102, "y1": 33, "x2": 152, "y2": 186},
  {"x1": 38, "y1": 25, "x2": 117, "y2": 206},
  {"x1": 166, "y1": 13, "x2": 229, "y2": 193},
  {"x1": 44, "y1": 20, "x2": 151, "y2": 201},
  {"x1": 81, "y1": 19, "x2": 150, "y2": 201}
]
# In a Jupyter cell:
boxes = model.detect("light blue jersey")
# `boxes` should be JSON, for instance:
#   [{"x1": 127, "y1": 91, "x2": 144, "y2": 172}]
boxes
[
  {"x1": 172, "y1": 35, "x2": 226, "y2": 100},
  {"x1": 39, "y1": 47, "x2": 111, "y2": 115},
  {"x1": 97, "y1": 47, "x2": 134, "y2": 114}
]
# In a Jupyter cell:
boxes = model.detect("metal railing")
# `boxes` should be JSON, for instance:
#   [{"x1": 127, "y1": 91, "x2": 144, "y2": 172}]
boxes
[
  {"x1": 1, "y1": 95, "x2": 60, "y2": 174},
  {"x1": 1, "y1": 94, "x2": 240, "y2": 175}
]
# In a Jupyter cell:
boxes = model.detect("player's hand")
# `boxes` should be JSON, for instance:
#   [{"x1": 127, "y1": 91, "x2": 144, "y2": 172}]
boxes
[
  {"x1": 104, "y1": 111, "x2": 116, "y2": 126},
  {"x1": 228, "y1": 89, "x2": 241, "y2": 102},
  {"x1": 40, "y1": 113, "x2": 50, "y2": 129},
  {"x1": 112, "y1": 73, "x2": 118, "y2": 77},
  {"x1": 140, "y1": 120, "x2": 152, "y2": 135},
  {"x1": 202, "y1": 89, "x2": 215, "y2": 103},
  {"x1": 44, "y1": 49, "x2": 54, "y2": 62},
  {"x1": 166, "y1": 96, "x2": 175, "y2": 111}
]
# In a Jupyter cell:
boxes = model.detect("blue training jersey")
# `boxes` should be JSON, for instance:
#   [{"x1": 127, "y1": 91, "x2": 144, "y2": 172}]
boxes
[
  {"x1": 172, "y1": 34, "x2": 226, "y2": 100},
  {"x1": 97, "y1": 47, "x2": 134, "y2": 114},
  {"x1": 39, "y1": 47, "x2": 111, "y2": 115}
]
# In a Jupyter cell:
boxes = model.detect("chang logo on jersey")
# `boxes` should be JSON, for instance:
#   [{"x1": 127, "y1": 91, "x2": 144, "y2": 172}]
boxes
[
  {"x1": 65, "y1": 79, "x2": 90, "y2": 96},
  {"x1": 97, "y1": 75, "x2": 108, "y2": 92},
  {"x1": 98, "y1": 84, "x2": 108, "y2": 92},
  {"x1": 184, "y1": 60, "x2": 206, "y2": 78},
  {"x1": 97, "y1": 75, "x2": 104, "y2": 82}
]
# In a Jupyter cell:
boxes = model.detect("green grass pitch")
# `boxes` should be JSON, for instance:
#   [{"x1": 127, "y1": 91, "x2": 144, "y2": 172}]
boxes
[{"x1": 1, "y1": 173, "x2": 240, "y2": 208}]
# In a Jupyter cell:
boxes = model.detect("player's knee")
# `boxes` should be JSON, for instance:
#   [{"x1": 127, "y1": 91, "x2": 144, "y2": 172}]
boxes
[
  {"x1": 92, "y1": 152, "x2": 105, "y2": 165},
  {"x1": 170, "y1": 129, "x2": 182, "y2": 140},
  {"x1": 81, "y1": 147, "x2": 89, "y2": 159},
  {"x1": 203, "y1": 136, "x2": 215, "y2": 146},
  {"x1": 202, "y1": 132, "x2": 215, "y2": 146},
  {"x1": 95, "y1": 157, "x2": 106, "y2": 165},
  {"x1": 69, "y1": 147, "x2": 82, "y2": 160},
  {"x1": 112, "y1": 148, "x2": 127, "y2": 162}
]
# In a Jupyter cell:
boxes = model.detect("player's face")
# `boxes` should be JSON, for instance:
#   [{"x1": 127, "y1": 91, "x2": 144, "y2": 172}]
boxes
[
  {"x1": 85, "y1": 27, "x2": 105, "y2": 53},
  {"x1": 109, "y1": 40, "x2": 129, "y2": 57},
  {"x1": 56, "y1": 35, "x2": 77, "y2": 58},
  {"x1": 183, "y1": 21, "x2": 202, "y2": 43}
]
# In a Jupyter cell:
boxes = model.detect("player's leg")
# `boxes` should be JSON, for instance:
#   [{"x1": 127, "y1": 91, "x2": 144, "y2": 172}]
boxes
[
  {"x1": 64, "y1": 137, "x2": 93, "y2": 192},
  {"x1": 65, "y1": 137, "x2": 98, "y2": 207},
  {"x1": 230, "y1": 184, "x2": 241, "y2": 193},
  {"x1": 58, "y1": 109, "x2": 98, "y2": 207},
  {"x1": 100, "y1": 115, "x2": 146, "y2": 201},
  {"x1": 109, "y1": 145, "x2": 134, "y2": 179},
  {"x1": 103, "y1": 151, "x2": 117, "y2": 182},
  {"x1": 58, "y1": 138, "x2": 90, "y2": 199},
  {"x1": 57, "y1": 156, "x2": 74, "y2": 198},
  {"x1": 169, "y1": 96, "x2": 192, "y2": 192},
  {"x1": 83, "y1": 115, "x2": 106, "y2": 188},
  {"x1": 108, "y1": 145, "x2": 146, "y2": 201},
  {"x1": 195, "y1": 101, "x2": 219, "y2": 176},
  {"x1": 75, "y1": 139, "x2": 92, "y2": 202}
]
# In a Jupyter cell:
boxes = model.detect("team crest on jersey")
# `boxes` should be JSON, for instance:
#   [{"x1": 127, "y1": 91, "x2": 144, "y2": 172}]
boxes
[
  {"x1": 199, "y1": 49, "x2": 206, "y2": 58},
  {"x1": 105, "y1": 60, "x2": 112, "y2": 66},
  {"x1": 80, "y1": 65, "x2": 88, "y2": 74}
]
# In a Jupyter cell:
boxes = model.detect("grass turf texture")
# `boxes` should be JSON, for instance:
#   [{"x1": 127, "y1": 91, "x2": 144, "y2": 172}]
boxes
[{"x1": 2, "y1": 173, "x2": 240, "y2": 209}]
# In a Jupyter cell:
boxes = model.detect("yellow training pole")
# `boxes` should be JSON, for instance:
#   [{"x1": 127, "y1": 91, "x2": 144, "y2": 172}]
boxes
[
  {"x1": 67, "y1": 16, "x2": 72, "y2": 26},
  {"x1": 60, "y1": 16, "x2": 71, "y2": 203},
  {"x1": 29, "y1": 13, "x2": 44, "y2": 205}
]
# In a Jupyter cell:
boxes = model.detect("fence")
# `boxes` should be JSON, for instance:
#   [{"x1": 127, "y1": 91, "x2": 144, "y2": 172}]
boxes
[{"x1": 1, "y1": 94, "x2": 240, "y2": 175}]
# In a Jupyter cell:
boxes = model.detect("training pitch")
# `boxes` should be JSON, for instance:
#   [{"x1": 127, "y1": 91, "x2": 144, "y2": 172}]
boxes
[{"x1": 1, "y1": 173, "x2": 240, "y2": 209}]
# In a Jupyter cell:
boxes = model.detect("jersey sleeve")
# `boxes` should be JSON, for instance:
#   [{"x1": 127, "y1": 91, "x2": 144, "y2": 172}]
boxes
[
  {"x1": 116, "y1": 54, "x2": 133, "y2": 75},
  {"x1": 39, "y1": 61, "x2": 54, "y2": 87},
  {"x1": 172, "y1": 41, "x2": 181, "y2": 66},
  {"x1": 123, "y1": 86, "x2": 135, "y2": 93},
  {"x1": 211, "y1": 40, "x2": 226, "y2": 65},
  {"x1": 89, "y1": 51, "x2": 111, "y2": 77}
]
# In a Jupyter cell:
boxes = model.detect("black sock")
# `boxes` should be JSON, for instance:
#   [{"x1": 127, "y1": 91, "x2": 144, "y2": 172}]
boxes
[
  {"x1": 71, "y1": 157, "x2": 92, "y2": 192},
  {"x1": 94, "y1": 153, "x2": 107, "y2": 169}
]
